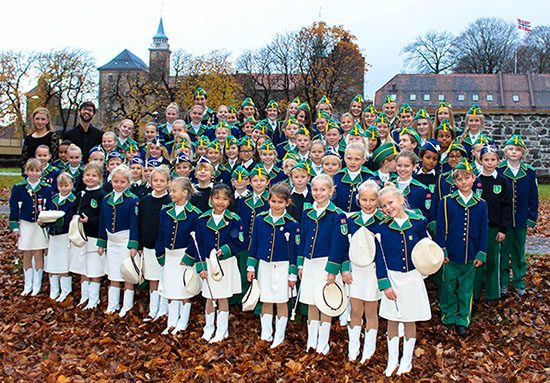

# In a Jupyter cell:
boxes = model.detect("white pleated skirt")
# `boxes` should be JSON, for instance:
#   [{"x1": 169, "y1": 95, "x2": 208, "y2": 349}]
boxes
[
  {"x1": 69, "y1": 237, "x2": 106, "y2": 278},
  {"x1": 201, "y1": 256, "x2": 242, "y2": 300},
  {"x1": 379, "y1": 269, "x2": 431, "y2": 322},
  {"x1": 18, "y1": 220, "x2": 49, "y2": 250},
  {"x1": 258, "y1": 260, "x2": 290, "y2": 303},
  {"x1": 105, "y1": 230, "x2": 130, "y2": 282},
  {"x1": 158, "y1": 248, "x2": 198, "y2": 300},
  {"x1": 349, "y1": 263, "x2": 381, "y2": 302},
  {"x1": 143, "y1": 247, "x2": 161, "y2": 281},
  {"x1": 299, "y1": 257, "x2": 328, "y2": 305},
  {"x1": 45, "y1": 234, "x2": 71, "y2": 273}
]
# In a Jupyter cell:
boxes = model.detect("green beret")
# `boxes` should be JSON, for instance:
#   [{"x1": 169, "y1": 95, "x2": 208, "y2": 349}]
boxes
[{"x1": 372, "y1": 142, "x2": 399, "y2": 166}]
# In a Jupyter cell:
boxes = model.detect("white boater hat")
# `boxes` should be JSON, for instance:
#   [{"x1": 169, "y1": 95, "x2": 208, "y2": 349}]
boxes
[
  {"x1": 68, "y1": 215, "x2": 87, "y2": 247},
  {"x1": 120, "y1": 253, "x2": 144, "y2": 285},
  {"x1": 314, "y1": 281, "x2": 348, "y2": 317},
  {"x1": 411, "y1": 237, "x2": 444, "y2": 275},
  {"x1": 349, "y1": 226, "x2": 376, "y2": 267},
  {"x1": 207, "y1": 248, "x2": 224, "y2": 282},
  {"x1": 183, "y1": 265, "x2": 201, "y2": 295},
  {"x1": 38, "y1": 210, "x2": 65, "y2": 223},
  {"x1": 242, "y1": 279, "x2": 260, "y2": 312}
]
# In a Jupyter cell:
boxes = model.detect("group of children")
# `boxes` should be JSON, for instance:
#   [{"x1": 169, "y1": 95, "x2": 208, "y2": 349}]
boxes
[{"x1": 9, "y1": 92, "x2": 539, "y2": 377}]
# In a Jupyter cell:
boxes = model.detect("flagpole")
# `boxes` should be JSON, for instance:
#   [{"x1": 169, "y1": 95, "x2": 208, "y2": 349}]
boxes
[{"x1": 514, "y1": 47, "x2": 517, "y2": 74}]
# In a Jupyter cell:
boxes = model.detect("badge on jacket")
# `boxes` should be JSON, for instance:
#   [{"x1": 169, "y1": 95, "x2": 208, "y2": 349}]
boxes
[{"x1": 493, "y1": 185, "x2": 502, "y2": 194}]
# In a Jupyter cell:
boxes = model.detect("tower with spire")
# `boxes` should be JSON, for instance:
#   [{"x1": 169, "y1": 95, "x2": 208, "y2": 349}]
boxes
[{"x1": 149, "y1": 17, "x2": 171, "y2": 83}]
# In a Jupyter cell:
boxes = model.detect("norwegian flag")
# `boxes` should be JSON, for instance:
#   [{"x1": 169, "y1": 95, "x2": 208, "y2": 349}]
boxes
[{"x1": 518, "y1": 19, "x2": 532, "y2": 31}]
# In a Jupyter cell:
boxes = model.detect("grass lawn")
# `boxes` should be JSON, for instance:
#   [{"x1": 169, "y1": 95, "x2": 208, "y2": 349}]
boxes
[{"x1": 538, "y1": 184, "x2": 550, "y2": 201}]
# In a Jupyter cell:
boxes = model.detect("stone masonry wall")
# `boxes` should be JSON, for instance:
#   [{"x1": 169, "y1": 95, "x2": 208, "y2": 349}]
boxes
[{"x1": 454, "y1": 113, "x2": 550, "y2": 183}]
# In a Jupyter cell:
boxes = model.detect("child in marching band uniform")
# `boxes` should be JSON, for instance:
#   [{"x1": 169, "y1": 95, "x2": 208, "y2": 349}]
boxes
[
  {"x1": 375, "y1": 184, "x2": 431, "y2": 376},
  {"x1": 395, "y1": 150, "x2": 431, "y2": 219},
  {"x1": 138, "y1": 166, "x2": 172, "y2": 321},
  {"x1": 298, "y1": 174, "x2": 350, "y2": 355},
  {"x1": 196, "y1": 184, "x2": 244, "y2": 343},
  {"x1": 70, "y1": 163, "x2": 106, "y2": 309},
  {"x1": 97, "y1": 165, "x2": 139, "y2": 317},
  {"x1": 10, "y1": 158, "x2": 53, "y2": 296},
  {"x1": 247, "y1": 183, "x2": 300, "y2": 348},
  {"x1": 347, "y1": 180, "x2": 384, "y2": 363},
  {"x1": 44, "y1": 173, "x2": 76, "y2": 301},
  {"x1": 156, "y1": 177, "x2": 201, "y2": 334}
]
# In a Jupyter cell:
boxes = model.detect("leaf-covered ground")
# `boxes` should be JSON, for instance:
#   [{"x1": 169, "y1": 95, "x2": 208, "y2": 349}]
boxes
[{"x1": 0, "y1": 218, "x2": 549, "y2": 382}]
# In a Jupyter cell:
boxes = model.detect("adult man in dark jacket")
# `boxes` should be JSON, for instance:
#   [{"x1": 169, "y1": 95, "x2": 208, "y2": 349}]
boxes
[{"x1": 64, "y1": 102, "x2": 103, "y2": 162}]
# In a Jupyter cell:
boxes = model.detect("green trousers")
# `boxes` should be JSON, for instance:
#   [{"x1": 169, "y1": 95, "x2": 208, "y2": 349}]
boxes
[
  {"x1": 500, "y1": 227, "x2": 527, "y2": 290},
  {"x1": 440, "y1": 261, "x2": 476, "y2": 327},
  {"x1": 473, "y1": 228, "x2": 501, "y2": 300}
]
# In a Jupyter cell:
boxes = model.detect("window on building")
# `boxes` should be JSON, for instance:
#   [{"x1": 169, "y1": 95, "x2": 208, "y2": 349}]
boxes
[
  {"x1": 458, "y1": 94, "x2": 465, "y2": 101},
  {"x1": 438, "y1": 94, "x2": 445, "y2": 101},
  {"x1": 410, "y1": 94, "x2": 416, "y2": 101},
  {"x1": 487, "y1": 94, "x2": 493, "y2": 102},
  {"x1": 512, "y1": 95, "x2": 520, "y2": 102},
  {"x1": 424, "y1": 94, "x2": 430, "y2": 101},
  {"x1": 108, "y1": 74, "x2": 113, "y2": 82},
  {"x1": 472, "y1": 94, "x2": 479, "y2": 101}
]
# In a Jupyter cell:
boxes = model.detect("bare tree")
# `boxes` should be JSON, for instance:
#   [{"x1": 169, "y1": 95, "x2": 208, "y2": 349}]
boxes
[
  {"x1": 402, "y1": 31, "x2": 456, "y2": 73},
  {"x1": 453, "y1": 17, "x2": 519, "y2": 74},
  {"x1": 516, "y1": 26, "x2": 550, "y2": 73}
]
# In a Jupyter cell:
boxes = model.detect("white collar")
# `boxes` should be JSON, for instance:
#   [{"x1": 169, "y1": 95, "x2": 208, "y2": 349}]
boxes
[
  {"x1": 269, "y1": 209, "x2": 284, "y2": 223},
  {"x1": 312, "y1": 201, "x2": 328, "y2": 215},
  {"x1": 174, "y1": 204, "x2": 185, "y2": 215},
  {"x1": 242, "y1": 159, "x2": 254, "y2": 168},
  {"x1": 114, "y1": 191, "x2": 123, "y2": 202},
  {"x1": 416, "y1": 168, "x2": 436, "y2": 175},
  {"x1": 361, "y1": 211, "x2": 375, "y2": 222},
  {"x1": 152, "y1": 190, "x2": 167, "y2": 198},
  {"x1": 397, "y1": 177, "x2": 412, "y2": 191},
  {"x1": 196, "y1": 182, "x2": 213, "y2": 189},
  {"x1": 394, "y1": 216, "x2": 408, "y2": 227},
  {"x1": 235, "y1": 189, "x2": 250, "y2": 198},
  {"x1": 28, "y1": 180, "x2": 40, "y2": 190},
  {"x1": 58, "y1": 193, "x2": 70, "y2": 203},
  {"x1": 348, "y1": 169, "x2": 360, "y2": 180},
  {"x1": 291, "y1": 187, "x2": 308, "y2": 197},
  {"x1": 458, "y1": 190, "x2": 473, "y2": 203},
  {"x1": 482, "y1": 170, "x2": 498, "y2": 179},
  {"x1": 228, "y1": 158, "x2": 237, "y2": 166}
]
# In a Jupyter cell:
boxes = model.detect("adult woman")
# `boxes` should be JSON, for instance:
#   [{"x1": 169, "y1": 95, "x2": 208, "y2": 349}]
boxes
[{"x1": 21, "y1": 107, "x2": 59, "y2": 173}]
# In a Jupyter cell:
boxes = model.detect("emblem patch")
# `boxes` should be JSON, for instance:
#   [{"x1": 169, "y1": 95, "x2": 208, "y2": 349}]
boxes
[
  {"x1": 341, "y1": 223, "x2": 348, "y2": 235},
  {"x1": 238, "y1": 232, "x2": 244, "y2": 242},
  {"x1": 425, "y1": 200, "x2": 431, "y2": 209},
  {"x1": 90, "y1": 199, "x2": 97, "y2": 208},
  {"x1": 429, "y1": 185, "x2": 435, "y2": 193},
  {"x1": 493, "y1": 185, "x2": 502, "y2": 194},
  {"x1": 409, "y1": 235, "x2": 413, "y2": 240},
  {"x1": 295, "y1": 234, "x2": 300, "y2": 245}
]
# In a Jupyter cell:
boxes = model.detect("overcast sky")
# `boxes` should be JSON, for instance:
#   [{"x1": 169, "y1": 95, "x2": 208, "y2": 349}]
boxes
[{"x1": 2, "y1": 0, "x2": 545, "y2": 99}]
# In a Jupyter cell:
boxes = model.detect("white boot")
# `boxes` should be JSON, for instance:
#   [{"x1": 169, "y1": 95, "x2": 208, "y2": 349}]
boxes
[
  {"x1": 146, "y1": 290, "x2": 160, "y2": 320},
  {"x1": 119, "y1": 289, "x2": 135, "y2": 317},
  {"x1": 202, "y1": 311, "x2": 216, "y2": 341},
  {"x1": 271, "y1": 316, "x2": 288, "y2": 349},
  {"x1": 306, "y1": 320, "x2": 320, "y2": 351},
  {"x1": 360, "y1": 329, "x2": 378, "y2": 363},
  {"x1": 348, "y1": 326, "x2": 362, "y2": 361},
  {"x1": 105, "y1": 286, "x2": 121, "y2": 314},
  {"x1": 77, "y1": 280, "x2": 90, "y2": 306},
  {"x1": 155, "y1": 296, "x2": 169, "y2": 320},
  {"x1": 49, "y1": 275, "x2": 60, "y2": 300},
  {"x1": 339, "y1": 306, "x2": 350, "y2": 326},
  {"x1": 385, "y1": 336, "x2": 400, "y2": 377},
  {"x1": 56, "y1": 276, "x2": 72, "y2": 302},
  {"x1": 162, "y1": 300, "x2": 180, "y2": 334},
  {"x1": 31, "y1": 268, "x2": 43, "y2": 296},
  {"x1": 85, "y1": 281, "x2": 101, "y2": 309},
  {"x1": 316, "y1": 321, "x2": 331, "y2": 355},
  {"x1": 172, "y1": 302, "x2": 192, "y2": 334},
  {"x1": 21, "y1": 268, "x2": 34, "y2": 296},
  {"x1": 397, "y1": 337, "x2": 416, "y2": 375},
  {"x1": 210, "y1": 311, "x2": 229, "y2": 343},
  {"x1": 260, "y1": 314, "x2": 274, "y2": 341}
]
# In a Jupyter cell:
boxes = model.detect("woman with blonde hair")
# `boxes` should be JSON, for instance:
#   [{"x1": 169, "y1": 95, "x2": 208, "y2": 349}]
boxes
[{"x1": 21, "y1": 107, "x2": 59, "y2": 172}]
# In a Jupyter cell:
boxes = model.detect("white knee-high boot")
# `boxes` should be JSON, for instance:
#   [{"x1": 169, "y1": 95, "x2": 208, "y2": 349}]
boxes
[
  {"x1": 316, "y1": 321, "x2": 331, "y2": 355},
  {"x1": 271, "y1": 316, "x2": 288, "y2": 349},
  {"x1": 147, "y1": 290, "x2": 160, "y2": 320},
  {"x1": 119, "y1": 289, "x2": 135, "y2": 317},
  {"x1": 348, "y1": 325, "x2": 362, "y2": 361},
  {"x1": 172, "y1": 302, "x2": 192, "y2": 334},
  {"x1": 105, "y1": 286, "x2": 121, "y2": 314},
  {"x1": 260, "y1": 314, "x2": 274, "y2": 341},
  {"x1": 385, "y1": 336, "x2": 400, "y2": 377},
  {"x1": 210, "y1": 311, "x2": 229, "y2": 343},
  {"x1": 57, "y1": 276, "x2": 72, "y2": 302},
  {"x1": 306, "y1": 320, "x2": 320, "y2": 351},
  {"x1": 21, "y1": 268, "x2": 34, "y2": 296},
  {"x1": 49, "y1": 275, "x2": 60, "y2": 300},
  {"x1": 85, "y1": 281, "x2": 101, "y2": 309},
  {"x1": 360, "y1": 329, "x2": 378, "y2": 363},
  {"x1": 397, "y1": 337, "x2": 416, "y2": 375},
  {"x1": 162, "y1": 300, "x2": 180, "y2": 334},
  {"x1": 155, "y1": 296, "x2": 169, "y2": 320},
  {"x1": 202, "y1": 310, "x2": 216, "y2": 341},
  {"x1": 31, "y1": 268, "x2": 43, "y2": 296},
  {"x1": 78, "y1": 280, "x2": 90, "y2": 306}
]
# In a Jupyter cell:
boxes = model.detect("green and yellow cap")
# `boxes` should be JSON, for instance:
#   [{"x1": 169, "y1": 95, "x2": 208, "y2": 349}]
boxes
[
  {"x1": 194, "y1": 87, "x2": 207, "y2": 97},
  {"x1": 504, "y1": 134, "x2": 526, "y2": 150},
  {"x1": 266, "y1": 100, "x2": 279, "y2": 110},
  {"x1": 249, "y1": 164, "x2": 268, "y2": 179},
  {"x1": 319, "y1": 95, "x2": 330, "y2": 105},
  {"x1": 352, "y1": 94, "x2": 364, "y2": 104},
  {"x1": 290, "y1": 161, "x2": 311, "y2": 175},
  {"x1": 298, "y1": 102, "x2": 311, "y2": 111},
  {"x1": 363, "y1": 104, "x2": 377, "y2": 114},
  {"x1": 372, "y1": 142, "x2": 399, "y2": 166},
  {"x1": 375, "y1": 113, "x2": 389, "y2": 124},
  {"x1": 436, "y1": 119, "x2": 453, "y2": 132},
  {"x1": 232, "y1": 165, "x2": 249, "y2": 182},
  {"x1": 473, "y1": 134, "x2": 493, "y2": 146},
  {"x1": 296, "y1": 126, "x2": 310, "y2": 136},
  {"x1": 207, "y1": 139, "x2": 221, "y2": 152},
  {"x1": 317, "y1": 110, "x2": 331, "y2": 121},
  {"x1": 241, "y1": 97, "x2": 255, "y2": 108},
  {"x1": 399, "y1": 103, "x2": 413, "y2": 114},
  {"x1": 438, "y1": 99, "x2": 451, "y2": 111},
  {"x1": 291, "y1": 96, "x2": 301, "y2": 105},
  {"x1": 225, "y1": 135, "x2": 238, "y2": 148},
  {"x1": 400, "y1": 127, "x2": 421, "y2": 144},
  {"x1": 282, "y1": 151, "x2": 300, "y2": 162},
  {"x1": 238, "y1": 136, "x2": 255, "y2": 149},
  {"x1": 365, "y1": 125, "x2": 380, "y2": 139},
  {"x1": 244, "y1": 116, "x2": 256, "y2": 124},
  {"x1": 384, "y1": 95, "x2": 396, "y2": 104},
  {"x1": 215, "y1": 120, "x2": 230, "y2": 130},
  {"x1": 228, "y1": 105, "x2": 237, "y2": 114},
  {"x1": 348, "y1": 124, "x2": 365, "y2": 137},
  {"x1": 258, "y1": 140, "x2": 276, "y2": 154},
  {"x1": 286, "y1": 116, "x2": 299, "y2": 127},
  {"x1": 454, "y1": 158, "x2": 474, "y2": 172},
  {"x1": 447, "y1": 140, "x2": 468, "y2": 156},
  {"x1": 325, "y1": 120, "x2": 341, "y2": 133},
  {"x1": 414, "y1": 109, "x2": 431, "y2": 121},
  {"x1": 196, "y1": 136, "x2": 211, "y2": 147},
  {"x1": 467, "y1": 104, "x2": 482, "y2": 117}
]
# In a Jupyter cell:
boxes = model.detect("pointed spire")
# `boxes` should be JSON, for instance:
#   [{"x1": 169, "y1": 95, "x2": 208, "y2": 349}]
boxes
[
  {"x1": 150, "y1": 17, "x2": 169, "y2": 51},
  {"x1": 154, "y1": 17, "x2": 167, "y2": 39}
]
